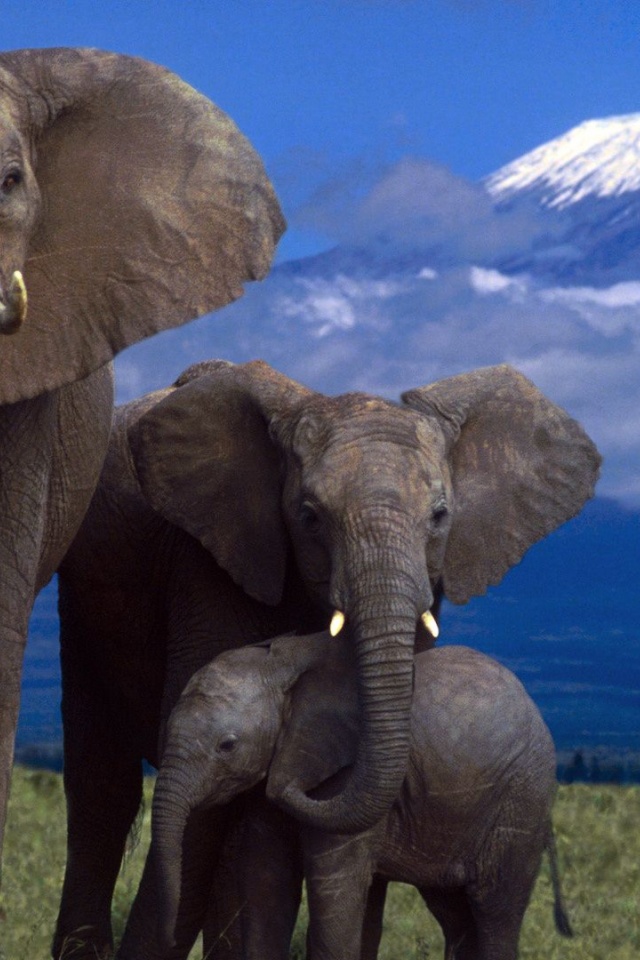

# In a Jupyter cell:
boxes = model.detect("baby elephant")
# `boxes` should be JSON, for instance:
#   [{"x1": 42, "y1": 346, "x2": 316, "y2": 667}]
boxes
[{"x1": 152, "y1": 634, "x2": 572, "y2": 960}]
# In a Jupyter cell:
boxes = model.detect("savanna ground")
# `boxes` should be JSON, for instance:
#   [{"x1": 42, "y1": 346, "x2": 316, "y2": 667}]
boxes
[{"x1": 0, "y1": 767, "x2": 638, "y2": 959}]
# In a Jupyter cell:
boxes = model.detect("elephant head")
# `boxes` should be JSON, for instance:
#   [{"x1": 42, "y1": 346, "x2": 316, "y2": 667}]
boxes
[
  {"x1": 0, "y1": 47, "x2": 285, "y2": 402},
  {"x1": 151, "y1": 632, "x2": 351, "y2": 951},
  {"x1": 129, "y1": 359, "x2": 601, "y2": 833}
]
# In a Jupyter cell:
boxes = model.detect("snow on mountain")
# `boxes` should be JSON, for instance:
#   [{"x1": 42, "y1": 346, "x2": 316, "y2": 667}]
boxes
[
  {"x1": 485, "y1": 114, "x2": 640, "y2": 209},
  {"x1": 485, "y1": 115, "x2": 640, "y2": 283}
]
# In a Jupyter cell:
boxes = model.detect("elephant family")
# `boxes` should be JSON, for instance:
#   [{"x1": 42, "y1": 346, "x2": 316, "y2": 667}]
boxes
[
  {"x1": 151, "y1": 632, "x2": 573, "y2": 960},
  {"x1": 54, "y1": 356, "x2": 597, "y2": 956},
  {"x1": 0, "y1": 45, "x2": 284, "y2": 878}
]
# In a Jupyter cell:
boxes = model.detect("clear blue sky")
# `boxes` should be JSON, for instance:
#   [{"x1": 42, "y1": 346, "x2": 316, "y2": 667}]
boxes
[{"x1": 5, "y1": 1, "x2": 640, "y2": 260}]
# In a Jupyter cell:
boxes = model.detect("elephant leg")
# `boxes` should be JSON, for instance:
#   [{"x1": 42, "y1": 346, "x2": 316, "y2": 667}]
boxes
[
  {"x1": 53, "y1": 637, "x2": 143, "y2": 960},
  {"x1": 119, "y1": 804, "x2": 231, "y2": 960},
  {"x1": 0, "y1": 393, "x2": 57, "y2": 869},
  {"x1": 418, "y1": 886, "x2": 475, "y2": 959},
  {"x1": 204, "y1": 794, "x2": 304, "y2": 960},
  {"x1": 467, "y1": 827, "x2": 546, "y2": 960},
  {"x1": 360, "y1": 876, "x2": 387, "y2": 960},
  {"x1": 0, "y1": 368, "x2": 112, "y2": 879},
  {"x1": 303, "y1": 827, "x2": 375, "y2": 960}
]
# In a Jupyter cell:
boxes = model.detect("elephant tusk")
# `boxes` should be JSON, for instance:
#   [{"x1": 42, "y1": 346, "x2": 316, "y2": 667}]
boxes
[
  {"x1": 0, "y1": 271, "x2": 27, "y2": 334},
  {"x1": 421, "y1": 611, "x2": 440, "y2": 639},
  {"x1": 329, "y1": 610, "x2": 345, "y2": 637}
]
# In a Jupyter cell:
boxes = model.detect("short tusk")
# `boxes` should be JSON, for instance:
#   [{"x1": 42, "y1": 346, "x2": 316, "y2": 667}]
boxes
[
  {"x1": 329, "y1": 610, "x2": 345, "y2": 637},
  {"x1": 0, "y1": 270, "x2": 27, "y2": 334},
  {"x1": 421, "y1": 610, "x2": 440, "y2": 639}
]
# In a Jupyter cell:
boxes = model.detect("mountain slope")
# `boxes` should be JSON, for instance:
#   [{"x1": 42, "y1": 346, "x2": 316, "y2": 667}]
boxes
[
  {"x1": 486, "y1": 115, "x2": 640, "y2": 282},
  {"x1": 486, "y1": 115, "x2": 640, "y2": 208}
]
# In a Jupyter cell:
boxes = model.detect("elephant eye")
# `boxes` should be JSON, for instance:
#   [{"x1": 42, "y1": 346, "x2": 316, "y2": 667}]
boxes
[
  {"x1": 1, "y1": 169, "x2": 22, "y2": 194},
  {"x1": 431, "y1": 503, "x2": 449, "y2": 526},
  {"x1": 217, "y1": 734, "x2": 238, "y2": 754},
  {"x1": 299, "y1": 501, "x2": 321, "y2": 533}
]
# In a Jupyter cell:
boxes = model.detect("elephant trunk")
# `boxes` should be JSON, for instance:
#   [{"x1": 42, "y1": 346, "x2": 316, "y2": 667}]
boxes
[
  {"x1": 275, "y1": 557, "x2": 428, "y2": 833},
  {"x1": 0, "y1": 271, "x2": 27, "y2": 334},
  {"x1": 151, "y1": 749, "x2": 210, "y2": 952}
]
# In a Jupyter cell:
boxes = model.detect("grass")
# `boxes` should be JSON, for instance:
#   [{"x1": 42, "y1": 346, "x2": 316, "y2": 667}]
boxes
[{"x1": 0, "y1": 768, "x2": 638, "y2": 958}]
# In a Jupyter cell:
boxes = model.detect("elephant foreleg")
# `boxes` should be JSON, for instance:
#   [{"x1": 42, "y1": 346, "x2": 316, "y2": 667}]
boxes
[
  {"x1": 204, "y1": 794, "x2": 304, "y2": 960},
  {"x1": 119, "y1": 804, "x2": 233, "y2": 960},
  {"x1": 53, "y1": 628, "x2": 143, "y2": 960},
  {"x1": 0, "y1": 393, "x2": 57, "y2": 872},
  {"x1": 360, "y1": 876, "x2": 387, "y2": 960},
  {"x1": 303, "y1": 826, "x2": 375, "y2": 960}
]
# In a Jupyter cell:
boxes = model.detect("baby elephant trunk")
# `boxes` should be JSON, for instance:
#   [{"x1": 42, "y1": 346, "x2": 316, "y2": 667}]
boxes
[{"x1": 151, "y1": 750, "x2": 210, "y2": 952}]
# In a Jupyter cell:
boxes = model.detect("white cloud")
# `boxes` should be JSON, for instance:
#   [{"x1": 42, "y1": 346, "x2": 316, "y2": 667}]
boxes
[
  {"x1": 469, "y1": 266, "x2": 528, "y2": 297},
  {"x1": 274, "y1": 274, "x2": 410, "y2": 337},
  {"x1": 114, "y1": 154, "x2": 640, "y2": 510}
]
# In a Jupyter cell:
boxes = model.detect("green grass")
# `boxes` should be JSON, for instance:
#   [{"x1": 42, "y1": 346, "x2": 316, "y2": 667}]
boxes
[{"x1": 0, "y1": 768, "x2": 638, "y2": 958}]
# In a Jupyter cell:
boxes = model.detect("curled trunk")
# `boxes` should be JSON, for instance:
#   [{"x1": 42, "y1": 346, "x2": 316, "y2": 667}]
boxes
[{"x1": 273, "y1": 567, "x2": 424, "y2": 833}]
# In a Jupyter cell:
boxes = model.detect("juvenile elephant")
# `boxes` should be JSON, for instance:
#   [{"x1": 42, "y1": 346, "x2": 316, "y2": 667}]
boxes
[
  {"x1": 55, "y1": 357, "x2": 597, "y2": 956},
  {"x1": 152, "y1": 632, "x2": 573, "y2": 960},
  {"x1": 0, "y1": 45, "x2": 284, "y2": 880}
]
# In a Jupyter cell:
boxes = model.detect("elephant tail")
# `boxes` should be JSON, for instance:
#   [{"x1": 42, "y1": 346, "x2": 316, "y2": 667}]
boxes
[{"x1": 546, "y1": 825, "x2": 574, "y2": 938}]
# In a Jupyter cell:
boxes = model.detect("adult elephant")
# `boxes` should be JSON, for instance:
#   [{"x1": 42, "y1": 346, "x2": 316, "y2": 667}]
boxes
[
  {"x1": 0, "y1": 45, "x2": 284, "y2": 880},
  {"x1": 54, "y1": 357, "x2": 598, "y2": 955},
  {"x1": 126, "y1": 358, "x2": 600, "y2": 834}
]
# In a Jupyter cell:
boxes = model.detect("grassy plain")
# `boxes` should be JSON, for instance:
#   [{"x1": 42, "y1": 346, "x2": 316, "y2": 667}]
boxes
[{"x1": 0, "y1": 767, "x2": 638, "y2": 959}]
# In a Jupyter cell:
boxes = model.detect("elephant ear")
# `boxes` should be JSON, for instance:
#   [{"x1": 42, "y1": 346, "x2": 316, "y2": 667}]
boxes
[
  {"x1": 266, "y1": 633, "x2": 360, "y2": 802},
  {"x1": 402, "y1": 364, "x2": 602, "y2": 604},
  {"x1": 128, "y1": 361, "x2": 309, "y2": 606},
  {"x1": 0, "y1": 47, "x2": 285, "y2": 404}
]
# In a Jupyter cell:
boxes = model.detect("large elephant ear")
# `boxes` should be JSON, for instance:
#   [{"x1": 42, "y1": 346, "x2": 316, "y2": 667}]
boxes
[
  {"x1": 128, "y1": 361, "x2": 309, "y2": 605},
  {"x1": 265, "y1": 634, "x2": 360, "y2": 802},
  {"x1": 402, "y1": 364, "x2": 602, "y2": 604},
  {"x1": 0, "y1": 47, "x2": 285, "y2": 404}
]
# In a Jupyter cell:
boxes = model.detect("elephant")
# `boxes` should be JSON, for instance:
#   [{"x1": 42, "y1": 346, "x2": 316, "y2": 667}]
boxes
[
  {"x1": 54, "y1": 356, "x2": 597, "y2": 956},
  {"x1": 151, "y1": 631, "x2": 573, "y2": 960},
  {"x1": 0, "y1": 44, "x2": 284, "y2": 882}
]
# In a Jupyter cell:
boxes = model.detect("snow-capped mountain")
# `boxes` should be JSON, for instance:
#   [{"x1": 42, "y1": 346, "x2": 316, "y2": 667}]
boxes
[
  {"x1": 486, "y1": 115, "x2": 640, "y2": 282},
  {"x1": 485, "y1": 114, "x2": 640, "y2": 209}
]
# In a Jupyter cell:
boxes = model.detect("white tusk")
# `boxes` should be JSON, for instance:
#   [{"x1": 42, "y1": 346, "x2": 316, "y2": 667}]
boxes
[
  {"x1": 0, "y1": 270, "x2": 27, "y2": 334},
  {"x1": 329, "y1": 610, "x2": 345, "y2": 637},
  {"x1": 421, "y1": 610, "x2": 440, "y2": 639}
]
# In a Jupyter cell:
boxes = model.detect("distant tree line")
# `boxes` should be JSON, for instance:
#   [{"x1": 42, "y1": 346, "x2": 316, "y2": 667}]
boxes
[
  {"x1": 556, "y1": 749, "x2": 640, "y2": 784},
  {"x1": 16, "y1": 744, "x2": 640, "y2": 784}
]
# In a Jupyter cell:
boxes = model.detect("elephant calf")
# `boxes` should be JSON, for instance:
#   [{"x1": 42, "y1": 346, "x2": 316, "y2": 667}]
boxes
[{"x1": 152, "y1": 634, "x2": 573, "y2": 960}]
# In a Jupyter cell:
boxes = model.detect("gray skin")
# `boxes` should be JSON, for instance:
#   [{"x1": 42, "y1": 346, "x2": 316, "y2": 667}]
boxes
[
  {"x1": 0, "y1": 45, "x2": 284, "y2": 887},
  {"x1": 55, "y1": 356, "x2": 597, "y2": 957},
  {"x1": 152, "y1": 632, "x2": 573, "y2": 960}
]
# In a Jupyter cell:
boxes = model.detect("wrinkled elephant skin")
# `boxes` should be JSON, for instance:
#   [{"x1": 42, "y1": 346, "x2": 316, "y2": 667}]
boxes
[
  {"x1": 0, "y1": 44, "x2": 284, "y2": 920},
  {"x1": 56, "y1": 357, "x2": 598, "y2": 957},
  {"x1": 152, "y1": 634, "x2": 573, "y2": 960}
]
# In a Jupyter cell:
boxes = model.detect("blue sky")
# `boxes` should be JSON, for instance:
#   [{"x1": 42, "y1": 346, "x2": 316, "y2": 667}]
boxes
[
  {"x1": 11, "y1": 1, "x2": 640, "y2": 752},
  {"x1": 4, "y1": 1, "x2": 640, "y2": 505},
  {"x1": 6, "y1": 0, "x2": 640, "y2": 261}
]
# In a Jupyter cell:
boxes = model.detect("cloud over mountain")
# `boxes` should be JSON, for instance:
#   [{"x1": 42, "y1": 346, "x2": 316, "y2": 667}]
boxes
[{"x1": 115, "y1": 116, "x2": 640, "y2": 507}]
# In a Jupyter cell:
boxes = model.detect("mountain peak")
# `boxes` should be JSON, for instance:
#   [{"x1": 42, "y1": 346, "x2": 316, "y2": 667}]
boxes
[{"x1": 485, "y1": 114, "x2": 640, "y2": 209}]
